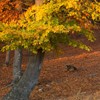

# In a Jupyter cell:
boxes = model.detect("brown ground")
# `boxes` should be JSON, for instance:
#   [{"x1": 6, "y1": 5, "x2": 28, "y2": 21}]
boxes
[{"x1": 0, "y1": 29, "x2": 100, "y2": 100}]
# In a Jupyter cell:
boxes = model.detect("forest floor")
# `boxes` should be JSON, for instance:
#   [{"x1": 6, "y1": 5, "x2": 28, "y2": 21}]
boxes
[{"x1": 0, "y1": 28, "x2": 100, "y2": 100}]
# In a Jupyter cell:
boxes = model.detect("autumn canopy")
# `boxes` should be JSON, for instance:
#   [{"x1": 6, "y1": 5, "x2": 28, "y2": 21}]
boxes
[{"x1": 0, "y1": 0, "x2": 100, "y2": 53}]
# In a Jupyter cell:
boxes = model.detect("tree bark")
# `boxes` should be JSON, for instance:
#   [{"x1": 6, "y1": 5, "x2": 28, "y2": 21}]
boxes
[
  {"x1": 3, "y1": 49, "x2": 45, "y2": 100},
  {"x1": 35, "y1": 0, "x2": 43, "y2": 5},
  {"x1": 13, "y1": 49, "x2": 22, "y2": 84},
  {"x1": 5, "y1": 50, "x2": 10, "y2": 66}
]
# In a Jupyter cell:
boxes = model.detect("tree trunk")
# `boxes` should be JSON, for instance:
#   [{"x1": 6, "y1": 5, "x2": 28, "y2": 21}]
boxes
[
  {"x1": 35, "y1": 0, "x2": 43, "y2": 5},
  {"x1": 5, "y1": 50, "x2": 10, "y2": 66},
  {"x1": 13, "y1": 49, "x2": 22, "y2": 84},
  {"x1": 3, "y1": 49, "x2": 45, "y2": 100}
]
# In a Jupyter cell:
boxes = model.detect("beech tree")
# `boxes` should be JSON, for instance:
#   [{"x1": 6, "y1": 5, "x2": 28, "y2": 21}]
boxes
[
  {"x1": 3, "y1": 0, "x2": 35, "y2": 84},
  {"x1": 12, "y1": 0, "x2": 23, "y2": 84},
  {"x1": 0, "y1": 0, "x2": 100, "y2": 100}
]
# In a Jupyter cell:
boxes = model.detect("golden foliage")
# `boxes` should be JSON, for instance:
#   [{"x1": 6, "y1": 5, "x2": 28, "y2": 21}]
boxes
[{"x1": 0, "y1": 0, "x2": 100, "y2": 53}]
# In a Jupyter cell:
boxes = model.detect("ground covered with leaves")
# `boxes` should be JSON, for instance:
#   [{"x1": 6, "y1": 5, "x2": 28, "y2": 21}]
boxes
[{"x1": 0, "y1": 29, "x2": 100, "y2": 100}]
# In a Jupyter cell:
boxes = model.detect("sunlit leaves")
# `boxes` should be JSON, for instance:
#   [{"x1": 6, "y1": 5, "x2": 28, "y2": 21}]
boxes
[{"x1": 0, "y1": 0, "x2": 100, "y2": 53}]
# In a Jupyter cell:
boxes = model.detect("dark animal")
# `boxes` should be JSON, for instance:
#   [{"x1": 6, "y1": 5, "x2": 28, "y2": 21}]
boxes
[{"x1": 65, "y1": 65, "x2": 78, "y2": 72}]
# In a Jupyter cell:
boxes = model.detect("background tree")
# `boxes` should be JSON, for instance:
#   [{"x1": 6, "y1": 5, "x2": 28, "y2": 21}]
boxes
[
  {"x1": 5, "y1": 50, "x2": 10, "y2": 66},
  {"x1": 0, "y1": 0, "x2": 100, "y2": 100}
]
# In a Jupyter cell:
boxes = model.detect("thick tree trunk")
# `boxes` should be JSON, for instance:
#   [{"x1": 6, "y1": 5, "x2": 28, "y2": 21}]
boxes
[
  {"x1": 13, "y1": 49, "x2": 22, "y2": 84},
  {"x1": 5, "y1": 50, "x2": 10, "y2": 66},
  {"x1": 3, "y1": 49, "x2": 45, "y2": 100}
]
